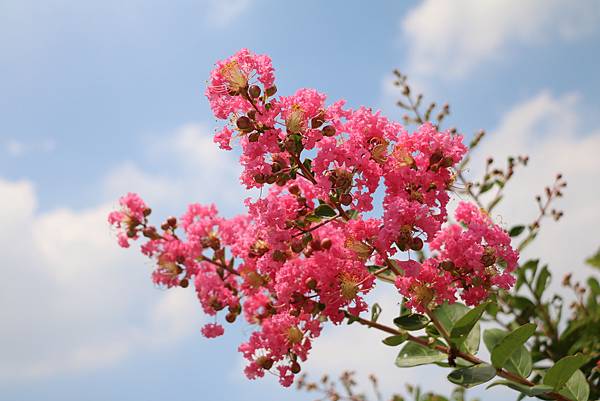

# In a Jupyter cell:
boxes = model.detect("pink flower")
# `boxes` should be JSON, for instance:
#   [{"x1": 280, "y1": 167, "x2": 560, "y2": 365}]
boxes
[{"x1": 201, "y1": 323, "x2": 225, "y2": 338}]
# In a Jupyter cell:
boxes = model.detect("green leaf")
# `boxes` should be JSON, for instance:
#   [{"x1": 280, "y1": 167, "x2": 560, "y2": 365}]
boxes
[
  {"x1": 346, "y1": 209, "x2": 359, "y2": 219},
  {"x1": 371, "y1": 303, "x2": 382, "y2": 323},
  {"x1": 534, "y1": 265, "x2": 551, "y2": 299},
  {"x1": 382, "y1": 334, "x2": 408, "y2": 346},
  {"x1": 448, "y1": 364, "x2": 496, "y2": 388},
  {"x1": 490, "y1": 323, "x2": 536, "y2": 369},
  {"x1": 585, "y1": 248, "x2": 600, "y2": 268},
  {"x1": 509, "y1": 225, "x2": 526, "y2": 237},
  {"x1": 450, "y1": 302, "x2": 488, "y2": 348},
  {"x1": 558, "y1": 370, "x2": 590, "y2": 401},
  {"x1": 367, "y1": 265, "x2": 396, "y2": 284},
  {"x1": 394, "y1": 314, "x2": 429, "y2": 331},
  {"x1": 305, "y1": 214, "x2": 322, "y2": 223},
  {"x1": 314, "y1": 204, "x2": 336, "y2": 218},
  {"x1": 433, "y1": 303, "x2": 481, "y2": 353},
  {"x1": 479, "y1": 181, "x2": 494, "y2": 194},
  {"x1": 395, "y1": 341, "x2": 446, "y2": 367},
  {"x1": 543, "y1": 354, "x2": 591, "y2": 390},
  {"x1": 483, "y1": 329, "x2": 532, "y2": 377},
  {"x1": 487, "y1": 381, "x2": 553, "y2": 397}
]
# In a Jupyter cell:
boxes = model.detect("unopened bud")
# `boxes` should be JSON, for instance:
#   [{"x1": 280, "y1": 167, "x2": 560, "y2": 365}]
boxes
[
  {"x1": 265, "y1": 85, "x2": 277, "y2": 97},
  {"x1": 225, "y1": 312, "x2": 237, "y2": 323},
  {"x1": 288, "y1": 326, "x2": 303, "y2": 345},
  {"x1": 291, "y1": 361, "x2": 301, "y2": 374},
  {"x1": 143, "y1": 207, "x2": 152, "y2": 216},
  {"x1": 305, "y1": 278, "x2": 318, "y2": 290},
  {"x1": 322, "y1": 125, "x2": 336, "y2": 137},
  {"x1": 167, "y1": 216, "x2": 177, "y2": 227},
  {"x1": 248, "y1": 132, "x2": 260, "y2": 142},
  {"x1": 291, "y1": 239, "x2": 305, "y2": 253},
  {"x1": 236, "y1": 116, "x2": 252, "y2": 130},
  {"x1": 179, "y1": 278, "x2": 189, "y2": 288},
  {"x1": 410, "y1": 237, "x2": 423, "y2": 251},
  {"x1": 340, "y1": 193, "x2": 352, "y2": 206},
  {"x1": 248, "y1": 85, "x2": 261, "y2": 99},
  {"x1": 321, "y1": 238, "x2": 332, "y2": 250},
  {"x1": 288, "y1": 184, "x2": 300, "y2": 195},
  {"x1": 256, "y1": 356, "x2": 274, "y2": 370}
]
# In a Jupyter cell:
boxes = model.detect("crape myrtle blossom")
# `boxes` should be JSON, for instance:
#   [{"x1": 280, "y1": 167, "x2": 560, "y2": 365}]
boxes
[{"x1": 108, "y1": 49, "x2": 519, "y2": 386}]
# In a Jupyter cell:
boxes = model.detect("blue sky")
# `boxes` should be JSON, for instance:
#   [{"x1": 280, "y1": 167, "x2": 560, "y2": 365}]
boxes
[{"x1": 1, "y1": 1, "x2": 599, "y2": 401}]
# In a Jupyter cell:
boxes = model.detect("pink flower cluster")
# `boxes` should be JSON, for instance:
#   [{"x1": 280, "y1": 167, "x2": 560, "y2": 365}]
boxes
[{"x1": 109, "y1": 49, "x2": 519, "y2": 386}]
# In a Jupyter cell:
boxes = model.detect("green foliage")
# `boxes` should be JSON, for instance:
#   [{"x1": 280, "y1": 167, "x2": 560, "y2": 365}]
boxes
[
  {"x1": 483, "y1": 329, "x2": 532, "y2": 377},
  {"x1": 489, "y1": 323, "x2": 536, "y2": 369},
  {"x1": 394, "y1": 314, "x2": 429, "y2": 331},
  {"x1": 395, "y1": 341, "x2": 446, "y2": 367},
  {"x1": 544, "y1": 354, "x2": 590, "y2": 390},
  {"x1": 383, "y1": 334, "x2": 408, "y2": 346},
  {"x1": 447, "y1": 364, "x2": 496, "y2": 388}
]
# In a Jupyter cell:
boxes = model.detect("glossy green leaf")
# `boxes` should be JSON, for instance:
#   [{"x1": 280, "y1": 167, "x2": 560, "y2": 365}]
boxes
[
  {"x1": 490, "y1": 323, "x2": 536, "y2": 369},
  {"x1": 543, "y1": 354, "x2": 591, "y2": 390},
  {"x1": 509, "y1": 225, "x2": 526, "y2": 237},
  {"x1": 371, "y1": 303, "x2": 382, "y2": 323},
  {"x1": 395, "y1": 341, "x2": 446, "y2": 367},
  {"x1": 314, "y1": 204, "x2": 336, "y2": 218},
  {"x1": 534, "y1": 265, "x2": 551, "y2": 299},
  {"x1": 558, "y1": 370, "x2": 590, "y2": 401},
  {"x1": 450, "y1": 302, "x2": 488, "y2": 347},
  {"x1": 483, "y1": 329, "x2": 532, "y2": 377},
  {"x1": 394, "y1": 314, "x2": 429, "y2": 331},
  {"x1": 433, "y1": 303, "x2": 481, "y2": 353},
  {"x1": 382, "y1": 334, "x2": 408, "y2": 346},
  {"x1": 447, "y1": 364, "x2": 496, "y2": 388}
]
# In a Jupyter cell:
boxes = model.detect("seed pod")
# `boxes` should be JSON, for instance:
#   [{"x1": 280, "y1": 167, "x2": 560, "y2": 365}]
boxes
[{"x1": 248, "y1": 85, "x2": 261, "y2": 98}]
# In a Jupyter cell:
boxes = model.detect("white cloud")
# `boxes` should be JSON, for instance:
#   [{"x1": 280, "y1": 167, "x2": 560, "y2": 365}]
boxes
[
  {"x1": 0, "y1": 121, "x2": 253, "y2": 381},
  {"x1": 0, "y1": 178, "x2": 202, "y2": 380},
  {"x1": 401, "y1": 0, "x2": 600, "y2": 79},
  {"x1": 469, "y1": 91, "x2": 600, "y2": 288},
  {"x1": 104, "y1": 123, "x2": 249, "y2": 214}
]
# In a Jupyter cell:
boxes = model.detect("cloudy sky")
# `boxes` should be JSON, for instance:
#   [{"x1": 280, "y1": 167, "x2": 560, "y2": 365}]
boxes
[{"x1": 1, "y1": 1, "x2": 599, "y2": 400}]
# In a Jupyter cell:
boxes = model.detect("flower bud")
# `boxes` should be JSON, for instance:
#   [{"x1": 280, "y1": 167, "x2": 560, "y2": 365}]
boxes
[
  {"x1": 225, "y1": 312, "x2": 237, "y2": 323},
  {"x1": 288, "y1": 184, "x2": 300, "y2": 195},
  {"x1": 265, "y1": 85, "x2": 277, "y2": 97},
  {"x1": 305, "y1": 278, "x2": 318, "y2": 290},
  {"x1": 272, "y1": 249, "x2": 287, "y2": 262},
  {"x1": 310, "y1": 239, "x2": 322, "y2": 251},
  {"x1": 322, "y1": 125, "x2": 336, "y2": 137},
  {"x1": 291, "y1": 239, "x2": 305, "y2": 253},
  {"x1": 167, "y1": 216, "x2": 177, "y2": 227},
  {"x1": 143, "y1": 207, "x2": 152, "y2": 216},
  {"x1": 248, "y1": 132, "x2": 260, "y2": 142},
  {"x1": 179, "y1": 278, "x2": 189, "y2": 288},
  {"x1": 320, "y1": 238, "x2": 332, "y2": 250},
  {"x1": 236, "y1": 116, "x2": 252, "y2": 130},
  {"x1": 340, "y1": 193, "x2": 352, "y2": 206},
  {"x1": 287, "y1": 326, "x2": 303, "y2": 345},
  {"x1": 254, "y1": 174, "x2": 266, "y2": 184},
  {"x1": 256, "y1": 356, "x2": 274, "y2": 370},
  {"x1": 291, "y1": 361, "x2": 301, "y2": 374},
  {"x1": 248, "y1": 85, "x2": 261, "y2": 98},
  {"x1": 410, "y1": 237, "x2": 423, "y2": 251},
  {"x1": 247, "y1": 109, "x2": 256, "y2": 120}
]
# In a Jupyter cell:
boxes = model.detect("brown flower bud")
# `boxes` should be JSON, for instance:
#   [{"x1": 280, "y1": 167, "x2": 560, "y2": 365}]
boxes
[
  {"x1": 291, "y1": 361, "x2": 301, "y2": 374},
  {"x1": 322, "y1": 125, "x2": 336, "y2": 137},
  {"x1": 305, "y1": 278, "x2": 318, "y2": 290},
  {"x1": 167, "y1": 216, "x2": 177, "y2": 227},
  {"x1": 256, "y1": 356, "x2": 274, "y2": 370},
  {"x1": 265, "y1": 85, "x2": 277, "y2": 97},
  {"x1": 288, "y1": 184, "x2": 301, "y2": 195},
  {"x1": 248, "y1": 132, "x2": 260, "y2": 142},
  {"x1": 236, "y1": 116, "x2": 252, "y2": 130},
  {"x1": 320, "y1": 238, "x2": 332, "y2": 250},
  {"x1": 291, "y1": 239, "x2": 305, "y2": 253},
  {"x1": 340, "y1": 193, "x2": 353, "y2": 206},
  {"x1": 225, "y1": 312, "x2": 237, "y2": 323},
  {"x1": 179, "y1": 278, "x2": 189, "y2": 288},
  {"x1": 410, "y1": 237, "x2": 424, "y2": 251},
  {"x1": 248, "y1": 85, "x2": 261, "y2": 98}
]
